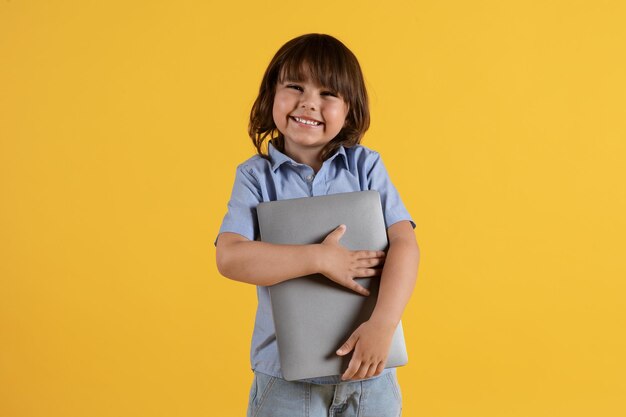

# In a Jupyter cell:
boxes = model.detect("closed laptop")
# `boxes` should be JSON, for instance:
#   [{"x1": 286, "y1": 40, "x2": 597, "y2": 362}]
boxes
[{"x1": 256, "y1": 190, "x2": 408, "y2": 381}]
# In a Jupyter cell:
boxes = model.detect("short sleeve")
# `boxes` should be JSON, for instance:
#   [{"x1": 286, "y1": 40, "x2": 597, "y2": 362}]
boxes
[
  {"x1": 214, "y1": 164, "x2": 263, "y2": 246},
  {"x1": 367, "y1": 152, "x2": 416, "y2": 230}
]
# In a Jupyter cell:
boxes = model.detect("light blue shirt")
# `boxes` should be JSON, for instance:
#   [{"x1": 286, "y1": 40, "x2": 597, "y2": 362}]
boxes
[{"x1": 215, "y1": 140, "x2": 415, "y2": 384}]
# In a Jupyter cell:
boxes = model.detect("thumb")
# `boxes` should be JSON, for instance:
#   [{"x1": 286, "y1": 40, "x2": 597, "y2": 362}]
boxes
[
  {"x1": 336, "y1": 332, "x2": 357, "y2": 356},
  {"x1": 328, "y1": 224, "x2": 346, "y2": 241}
]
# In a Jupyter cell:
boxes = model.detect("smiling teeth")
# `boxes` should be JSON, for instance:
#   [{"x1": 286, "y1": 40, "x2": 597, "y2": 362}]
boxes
[{"x1": 294, "y1": 117, "x2": 321, "y2": 126}]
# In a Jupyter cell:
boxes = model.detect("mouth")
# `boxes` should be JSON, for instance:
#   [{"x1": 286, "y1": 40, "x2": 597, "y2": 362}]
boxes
[{"x1": 290, "y1": 116, "x2": 323, "y2": 127}]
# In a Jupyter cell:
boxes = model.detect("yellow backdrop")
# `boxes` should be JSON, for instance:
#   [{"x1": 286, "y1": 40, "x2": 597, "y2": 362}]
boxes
[{"x1": 1, "y1": 1, "x2": 625, "y2": 416}]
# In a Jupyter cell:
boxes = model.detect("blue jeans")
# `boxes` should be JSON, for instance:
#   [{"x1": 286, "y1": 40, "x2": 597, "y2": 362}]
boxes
[{"x1": 247, "y1": 370, "x2": 402, "y2": 417}]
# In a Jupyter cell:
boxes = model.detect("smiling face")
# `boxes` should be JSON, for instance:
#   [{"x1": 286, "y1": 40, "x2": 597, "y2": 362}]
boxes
[{"x1": 272, "y1": 70, "x2": 349, "y2": 164}]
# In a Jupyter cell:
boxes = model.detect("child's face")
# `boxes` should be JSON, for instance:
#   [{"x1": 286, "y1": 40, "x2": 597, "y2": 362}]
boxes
[{"x1": 272, "y1": 73, "x2": 349, "y2": 156}]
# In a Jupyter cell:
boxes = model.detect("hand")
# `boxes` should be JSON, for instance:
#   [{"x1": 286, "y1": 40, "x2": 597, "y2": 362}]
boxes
[
  {"x1": 317, "y1": 225, "x2": 386, "y2": 296},
  {"x1": 336, "y1": 319, "x2": 396, "y2": 381}
]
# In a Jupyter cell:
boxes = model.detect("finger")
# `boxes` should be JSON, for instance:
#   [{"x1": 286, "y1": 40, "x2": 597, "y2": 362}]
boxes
[
  {"x1": 374, "y1": 362, "x2": 385, "y2": 376},
  {"x1": 341, "y1": 358, "x2": 361, "y2": 381},
  {"x1": 337, "y1": 333, "x2": 358, "y2": 356},
  {"x1": 356, "y1": 257, "x2": 384, "y2": 268},
  {"x1": 354, "y1": 268, "x2": 380, "y2": 278},
  {"x1": 347, "y1": 280, "x2": 370, "y2": 296},
  {"x1": 324, "y1": 225, "x2": 346, "y2": 243},
  {"x1": 363, "y1": 362, "x2": 378, "y2": 379},
  {"x1": 357, "y1": 250, "x2": 386, "y2": 259},
  {"x1": 334, "y1": 224, "x2": 346, "y2": 237},
  {"x1": 354, "y1": 362, "x2": 374, "y2": 380}
]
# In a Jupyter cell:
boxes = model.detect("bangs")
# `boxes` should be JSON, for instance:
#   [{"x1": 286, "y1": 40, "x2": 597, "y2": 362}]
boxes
[{"x1": 277, "y1": 39, "x2": 355, "y2": 99}]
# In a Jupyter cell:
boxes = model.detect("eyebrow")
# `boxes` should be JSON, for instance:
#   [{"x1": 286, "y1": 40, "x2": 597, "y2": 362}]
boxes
[{"x1": 280, "y1": 80, "x2": 334, "y2": 89}]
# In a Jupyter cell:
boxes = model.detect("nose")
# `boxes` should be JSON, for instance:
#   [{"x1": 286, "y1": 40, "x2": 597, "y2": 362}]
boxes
[{"x1": 299, "y1": 90, "x2": 318, "y2": 111}]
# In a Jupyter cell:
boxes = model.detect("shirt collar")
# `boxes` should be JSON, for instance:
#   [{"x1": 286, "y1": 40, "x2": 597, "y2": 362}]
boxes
[{"x1": 268, "y1": 140, "x2": 348, "y2": 173}]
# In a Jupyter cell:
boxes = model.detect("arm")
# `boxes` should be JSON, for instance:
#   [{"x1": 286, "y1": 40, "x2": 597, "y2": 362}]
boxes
[
  {"x1": 370, "y1": 220, "x2": 420, "y2": 327},
  {"x1": 336, "y1": 220, "x2": 420, "y2": 380},
  {"x1": 216, "y1": 227, "x2": 386, "y2": 295},
  {"x1": 215, "y1": 232, "x2": 322, "y2": 286}
]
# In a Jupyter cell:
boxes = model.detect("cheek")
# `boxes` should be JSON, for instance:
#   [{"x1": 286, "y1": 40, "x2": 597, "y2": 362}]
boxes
[
  {"x1": 272, "y1": 95, "x2": 291, "y2": 123},
  {"x1": 271, "y1": 101, "x2": 283, "y2": 126},
  {"x1": 327, "y1": 106, "x2": 349, "y2": 126}
]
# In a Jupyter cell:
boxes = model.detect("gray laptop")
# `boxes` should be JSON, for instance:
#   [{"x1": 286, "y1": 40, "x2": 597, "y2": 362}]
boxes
[{"x1": 256, "y1": 190, "x2": 408, "y2": 381}]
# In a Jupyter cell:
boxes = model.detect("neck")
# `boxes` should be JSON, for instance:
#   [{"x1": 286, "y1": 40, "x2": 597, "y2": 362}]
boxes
[{"x1": 284, "y1": 142, "x2": 324, "y2": 173}]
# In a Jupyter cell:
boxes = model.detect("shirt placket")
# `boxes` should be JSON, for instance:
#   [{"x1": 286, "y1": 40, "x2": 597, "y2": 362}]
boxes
[
  {"x1": 301, "y1": 167, "x2": 314, "y2": 196},
  {"x1": 302, "y1": 168, "x2": 326, "y2": 196}
]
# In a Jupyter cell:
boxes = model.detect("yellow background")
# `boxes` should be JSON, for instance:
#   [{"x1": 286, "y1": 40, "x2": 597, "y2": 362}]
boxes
[{"x1": 1, "y1": 1, "x2": 625, "y2": 416}]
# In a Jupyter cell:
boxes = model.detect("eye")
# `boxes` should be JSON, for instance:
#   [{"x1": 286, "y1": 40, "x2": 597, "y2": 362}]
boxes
[
  {"x1": 321, "y1": 90, "x2": 339, "y2": 98},
  {"x1": 286, "y1": 84, "x2": 303, "y2": 91}
]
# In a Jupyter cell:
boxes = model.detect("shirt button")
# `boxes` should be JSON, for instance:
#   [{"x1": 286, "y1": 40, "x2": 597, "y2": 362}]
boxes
[{"x1": 306, "y1": 174, "x2": 314, "y2": 182}]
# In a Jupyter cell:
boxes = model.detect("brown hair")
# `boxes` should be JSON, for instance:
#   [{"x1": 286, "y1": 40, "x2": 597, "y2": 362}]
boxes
[{"x1": 248, "y1": 33, "x2": 370, "y2": 162}]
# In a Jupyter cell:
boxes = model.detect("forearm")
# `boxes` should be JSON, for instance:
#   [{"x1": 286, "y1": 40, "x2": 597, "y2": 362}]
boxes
[
  {"x1": 219, "y1": 240, "x2": 321, "y2": 286},
  {"x1": 370, "y1": 239, "x2": 420, "y2": 327}
]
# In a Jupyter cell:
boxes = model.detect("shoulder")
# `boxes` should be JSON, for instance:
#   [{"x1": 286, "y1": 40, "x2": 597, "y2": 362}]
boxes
[
  {"x1": 232, "y1": 153, "x2": 272, "y2": 181},
  {"x1": 344, "y1": 143, "x2": 382, "y2": 172},
  {"x1": 235, "y1": 153, "x2": 270, "y2": 172},
  {"x1": 223, "y1": 154, "x2": 273, "y2": 198},
  {"x1": 344, "y1": 143, "x2": 379, "y2": 158}
]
